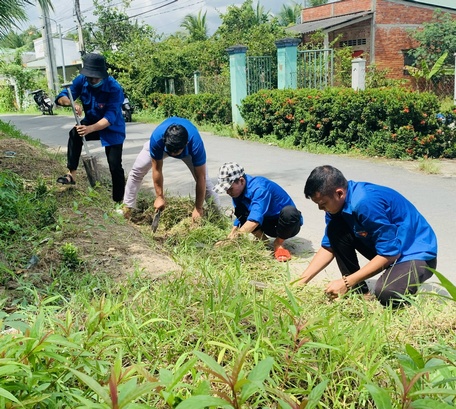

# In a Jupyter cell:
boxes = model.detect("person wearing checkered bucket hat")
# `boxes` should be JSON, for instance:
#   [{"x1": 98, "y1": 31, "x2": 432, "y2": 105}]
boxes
[{"x1": 214, "y1": 162, "x2": 303, "y2": 262}]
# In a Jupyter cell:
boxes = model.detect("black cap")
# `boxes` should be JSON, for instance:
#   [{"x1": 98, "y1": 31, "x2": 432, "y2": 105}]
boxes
[{"x1": 80, "y1": 53, "x2": 108, "y2": 79}]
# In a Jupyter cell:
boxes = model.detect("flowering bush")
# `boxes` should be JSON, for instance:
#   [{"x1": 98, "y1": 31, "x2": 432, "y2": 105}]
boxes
[{"x1": 239, "y1": 87, "x2": 455, "y2": 159}]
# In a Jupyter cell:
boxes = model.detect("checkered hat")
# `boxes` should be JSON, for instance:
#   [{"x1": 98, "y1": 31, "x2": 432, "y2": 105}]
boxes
[{"x1": 213, "y1": 162, "x2": 245, "y2": 194}]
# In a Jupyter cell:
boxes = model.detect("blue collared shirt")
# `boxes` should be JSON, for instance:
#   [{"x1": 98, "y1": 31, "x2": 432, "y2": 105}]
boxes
[
  {"x1": 55, "y1": 74, "x2": 125, "y2": 146},
  {"x1": 149, "y1": 117, "x2": 206, "y2": 167},
  {"x1": 321, "y1": 181, "x2": 437, "y2": 262},
  {"x1": 233, "y1": 174, "x2": 302, "y2": 226}
]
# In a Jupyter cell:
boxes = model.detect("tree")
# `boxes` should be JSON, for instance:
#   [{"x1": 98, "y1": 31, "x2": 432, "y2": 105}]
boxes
[
  {"x1": 180, "y1": 10, "x2": 208, "y2": 42},
  {"x1": 408, "y1": 10, "x2": 456, "y2": 68},
  {"x1": 0, "y1": 0, "x2": 53, "y2": 37},
  {"x1": 0, "y1": 51, "x2": 38, "y2": 109},
  {"x1": 0, "y1": 25, "x2": 40, "y2": 50},
  {"x1": 306, "y1": 0, "x2": 328, "y2": 6},
  {"x1": 214, "y1": 0, "x2": 281, "y2": 54},
  {"x1": 84, "y1": 0, "x2": 155, "y2": 54},
  {"x1": 277, "y1": 2, "x2": 302, "y2": 27}
]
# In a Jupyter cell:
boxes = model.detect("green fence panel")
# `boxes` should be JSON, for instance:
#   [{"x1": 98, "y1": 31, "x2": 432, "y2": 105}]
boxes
[
  {"x1": 247, "y1": 56, "x2": 273, "y2": 95},
  {"x1": 298, "y1": 49, "x2": 334, "y2": 89}
]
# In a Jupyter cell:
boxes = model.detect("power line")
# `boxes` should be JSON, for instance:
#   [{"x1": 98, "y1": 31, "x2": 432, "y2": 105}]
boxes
[{"x1": 126, "y1": 0, "x2": 178, "y2": 19}]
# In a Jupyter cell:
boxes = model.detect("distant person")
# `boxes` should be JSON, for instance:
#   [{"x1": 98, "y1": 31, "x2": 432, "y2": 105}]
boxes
[
  {"x1": 297, "y1": 165, "x2": 437, "y2": 307},
  {"x1": 214, "y1": 162, "x2": 303, "y2": 261},
  {"x1": 55, "y1": 53, "x2": 126, "y2": 203},
  {"x1": 123, "y1": 117, "x2": 220, "y2": 220}
]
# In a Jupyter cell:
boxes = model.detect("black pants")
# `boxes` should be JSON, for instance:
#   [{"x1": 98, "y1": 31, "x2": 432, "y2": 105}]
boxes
[
  {"x1": 67, "y1": 127, "x2": 125, "y2": 202},
  {"x1": 235, "y1": 204, "x2": 302, "y2": 240},
  {"x1": 327, "y1": 217, "x2": 436, "y2": 307}
]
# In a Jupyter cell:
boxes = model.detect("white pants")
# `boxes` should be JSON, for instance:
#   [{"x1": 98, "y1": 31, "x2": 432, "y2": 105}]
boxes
[{"x1": 123, "y1": 141, "x2": 220, "y2": 208}]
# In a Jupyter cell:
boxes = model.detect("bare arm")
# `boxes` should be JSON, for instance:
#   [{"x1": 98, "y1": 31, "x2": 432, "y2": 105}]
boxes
[
  {"x1": 325, "y1": 254, "x2": 398, "y2": 297},
  {"x1": 152, "y1": 158, "x2": 165, "y2": 210},
  {"x1": 193, "y1": 164, "x2": 206, "y2": 219},
  {"x1": 227, "y1": 220, "x2": 260, "y2": 239},
  {"x1": 296, "y1": 247, "x2": 335, "y2": 285},
  {"x1": 57, "y1": 95, "x2": 110, "y2": 135}
]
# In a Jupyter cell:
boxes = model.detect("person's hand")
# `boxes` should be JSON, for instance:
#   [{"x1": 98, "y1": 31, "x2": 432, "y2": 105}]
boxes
[
  {"x1": 154, "y1": 196, "x2": 165, "y2": 211},
  {"x1": 291, "y1": 277, "x2": 307, "y2": 287},
  {"x1": 76, "y1": 125, "x2": 92, "y2": 138},
  {"x1": 192, "y1": 207, "x2": 204, "y2": 221},
  {"x1": 228, "y1": 229, "x2": 239, "y2": 240},
  {"x1": 74, "y1": 103, "x2": 83, "y2": 117},
  {"x1": 324, "y1": 279, "x2": 348, "y2": 300},
  {"x1": 215, "y1": 239, "x2": 230, "y2": 247}
]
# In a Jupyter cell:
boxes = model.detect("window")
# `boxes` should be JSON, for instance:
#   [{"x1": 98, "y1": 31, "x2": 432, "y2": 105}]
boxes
[{"x1": 339, "y1": 38, "x2": 367, "y2": 47}]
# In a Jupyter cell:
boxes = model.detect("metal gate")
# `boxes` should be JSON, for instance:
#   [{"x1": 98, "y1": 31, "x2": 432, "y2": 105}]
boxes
[
  {"x1": 247, "y1": 56, "x2": 273, "y2": 95},
  {"x1": 297, "y1": 49, "x2": 334, "y2": 89}
]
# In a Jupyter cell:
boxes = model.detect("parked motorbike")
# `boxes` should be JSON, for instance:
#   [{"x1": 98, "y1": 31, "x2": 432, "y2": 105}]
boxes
[
  {"x1": 31, "y1": 89, "x2": 54, "y2": 115},
  {"x1": 122, "y1": 93, "x2": 133, "y2": 122},
  {"x1": 437, "y1": 112, "x2": 455, "y2": 129}
]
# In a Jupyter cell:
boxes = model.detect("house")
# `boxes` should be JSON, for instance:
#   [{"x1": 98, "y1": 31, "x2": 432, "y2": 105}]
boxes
[
  {"x1": 288, "y1": 0, "x2": 456, "y2": 80},
  {"x1": 26, "y1": 37, "x2": 82, "y2": 81}
]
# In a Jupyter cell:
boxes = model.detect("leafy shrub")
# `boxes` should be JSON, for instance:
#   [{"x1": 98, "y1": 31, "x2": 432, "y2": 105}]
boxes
[
  {"x1": 240, "y1": 87, "x2": 455, "y2": 159},
  {"x1": 0, "y1": 85, "x2": 16, "y2": 111},
  {"x1": 142, "y1": 92, "x2": 232, "y2": 124}
]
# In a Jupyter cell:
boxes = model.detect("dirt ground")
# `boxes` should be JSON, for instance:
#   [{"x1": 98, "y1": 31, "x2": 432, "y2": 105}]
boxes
[{"x1": 0, "y1": 137, "x2": 181, "y2": 292}]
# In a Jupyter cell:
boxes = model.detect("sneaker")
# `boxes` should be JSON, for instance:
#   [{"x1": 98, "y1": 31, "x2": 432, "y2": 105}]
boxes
[{"x1": 114, "y1": 204, "x2": 132, "y2": 219}]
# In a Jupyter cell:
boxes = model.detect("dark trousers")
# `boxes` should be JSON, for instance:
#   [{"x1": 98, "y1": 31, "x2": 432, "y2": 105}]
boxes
[
  {"x1": 327, "y1": 217, "x2": 436, "y2": 307},
  {"x1": 67, "y1": 127, "x2": 125, "y2": 202},
  {"x1": 235, "y1": 205, "x2": 302, "y2": 240}
]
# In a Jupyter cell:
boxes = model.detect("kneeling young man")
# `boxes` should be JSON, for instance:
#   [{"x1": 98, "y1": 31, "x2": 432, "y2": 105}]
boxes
[
  {"x1": 298, "y1": 165, "x2": 437, "y2": 307},
  {"x1": 214, "y1": 162, "x2": 303, "y2": 261}
]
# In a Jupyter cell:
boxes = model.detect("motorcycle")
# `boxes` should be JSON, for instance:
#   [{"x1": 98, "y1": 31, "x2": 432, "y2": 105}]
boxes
[
  {"x1": 122, "y1": 93, "x2": 133, "y2": 122},
  {"x1": 31, "y1": 89, "x2": 54, "y2": 115}
]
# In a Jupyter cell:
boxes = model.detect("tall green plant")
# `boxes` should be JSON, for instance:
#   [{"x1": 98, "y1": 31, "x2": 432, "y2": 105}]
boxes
[{"x1": 405, "y1": 52, "x2": 449, "y2": 91}]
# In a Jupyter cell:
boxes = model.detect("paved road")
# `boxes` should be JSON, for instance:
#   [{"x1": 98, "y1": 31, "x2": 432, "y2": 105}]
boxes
[{"x1": 2, "y1": 113, "x2": 456, "y2": 286}]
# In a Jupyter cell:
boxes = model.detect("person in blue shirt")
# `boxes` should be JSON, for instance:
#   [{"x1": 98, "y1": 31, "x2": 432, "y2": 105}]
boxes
[
  {"x1": 214, "y1": 162, "x2": 303, "y2": 262},
  {"x1": 55, "y1": 53, "x2": 126, "y2": 203},
  {"x1": 123, "y1": 117, "x2": 220, "y2": 220},
  {"x1": 297, "y1": 165, "x2": 437, "y2": 307}
]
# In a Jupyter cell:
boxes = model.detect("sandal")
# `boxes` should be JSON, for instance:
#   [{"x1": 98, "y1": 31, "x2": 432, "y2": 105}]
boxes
[
  {"x1": 57, "y1": 174, "x2": 75, "y2": 185},
  {"x1": 274, "y1": 247, "x2": 291, "y2": 262}
]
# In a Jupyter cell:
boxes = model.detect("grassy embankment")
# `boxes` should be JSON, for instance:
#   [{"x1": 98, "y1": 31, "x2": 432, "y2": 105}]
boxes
[{"x1": 1, "y1": 119, "x2": 456, "y2": 408}]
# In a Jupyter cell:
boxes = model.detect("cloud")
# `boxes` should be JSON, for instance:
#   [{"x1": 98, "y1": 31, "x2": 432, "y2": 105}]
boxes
[{"x1": 24, "y1": 0, "x2": 294, "y2": 36}]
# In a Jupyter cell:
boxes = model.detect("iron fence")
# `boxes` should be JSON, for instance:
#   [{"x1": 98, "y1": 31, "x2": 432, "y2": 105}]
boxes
[
  {"x1": 297, "y1": 48, "x2": 334, "y2": 89},
  {"x1": 247, "y1": 56, "x2": 273, "y2": 95}
]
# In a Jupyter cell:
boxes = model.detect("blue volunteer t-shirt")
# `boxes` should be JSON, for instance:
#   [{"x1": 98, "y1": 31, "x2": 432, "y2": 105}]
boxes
[
  {"x1": 55, "y1": 74, "x2": 125, "y2": 147},
  {"x1": 149, "y1": 117, "x2": 206, "y2": 167},
  {"x1": 321, "y1": 181, "x2": 437, "y2": 262},
  {"x1": 233, "y1": 174, "x2": 303, "y2": 227}
]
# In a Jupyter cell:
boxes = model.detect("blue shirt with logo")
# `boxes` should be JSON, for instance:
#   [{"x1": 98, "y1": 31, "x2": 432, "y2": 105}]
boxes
[
  {"x1": 233, "y1": 174, "x2": 303, "y2": 227},
  {"x1": 321, "y1": 181, "x2": 437, "y2": 262},
  {"x1": 149, "y1": 117, "x2": 206, "y2": 167},
  {"x1": 56, "y1": 74, "x2": 125, "y2": 146}
]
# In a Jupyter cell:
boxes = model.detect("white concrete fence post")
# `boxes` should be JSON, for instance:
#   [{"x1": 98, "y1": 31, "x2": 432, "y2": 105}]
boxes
[{"x1": 351, "y1": 57, "x2": 366, "y2": 91}]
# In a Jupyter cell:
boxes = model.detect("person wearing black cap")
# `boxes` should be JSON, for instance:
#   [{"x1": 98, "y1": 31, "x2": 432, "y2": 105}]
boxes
[{"x1": 55, "y1": 53, "x2": 126, "y2": 203}]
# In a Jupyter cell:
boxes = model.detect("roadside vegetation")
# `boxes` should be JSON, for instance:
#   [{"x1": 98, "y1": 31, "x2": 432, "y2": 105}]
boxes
[
  {"x1": 1, "y1": 1, "x2": 456, "y2": 407},
  {"x1": 1, "y1": 117, "x2": 456, "y2": 408}
]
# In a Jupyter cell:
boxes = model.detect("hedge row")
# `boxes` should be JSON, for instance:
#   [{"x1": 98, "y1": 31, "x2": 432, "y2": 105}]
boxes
[
  {"x1": 239, "y1": 87, "x2": 456, "y2": 159},
  {"x1": 143, "y1": 93, "x2": 232, "y2": 125}
]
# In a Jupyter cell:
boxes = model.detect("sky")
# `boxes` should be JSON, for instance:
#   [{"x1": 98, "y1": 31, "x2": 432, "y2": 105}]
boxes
[{"x1": 23, "y1": 0, "x2": 298, "y2": 38}]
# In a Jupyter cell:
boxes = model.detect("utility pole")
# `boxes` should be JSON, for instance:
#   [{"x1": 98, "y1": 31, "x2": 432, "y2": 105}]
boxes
[
  {"x1": 74, "y1": 0, "x2": 85, "y2": 57},
  {"x1": 40, "y1": 5, "x2": 59, "y2": 93},
  {"x1": 58, "y1": 24, "x2": 67, "y2": 83}
]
